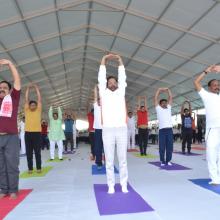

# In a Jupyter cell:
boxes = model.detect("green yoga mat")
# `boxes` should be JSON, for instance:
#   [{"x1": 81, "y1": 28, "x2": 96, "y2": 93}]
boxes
[
  {"x1": 46, "y1": 157, "x2": 67, "y2": 163},
  {"x1": 134, "y1": 153, "x2": 157, "y2": 159},
  {"x1": 20, "y1": 166, "x2": 53, "y2": 178}
]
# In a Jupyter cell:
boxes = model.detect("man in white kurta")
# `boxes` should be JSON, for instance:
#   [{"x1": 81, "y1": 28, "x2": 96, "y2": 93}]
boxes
[
  {"x1": 194, "y1": 65, "x2": 220, "y2": 185},
  {"x1": 19, "y1": 116, "x2": 26, "y2": 155},
  {"x1": 98, "y1": 54, "x2": 128, "y2": 194},
  {"x1": 127, "y1": 112, "x2": 136, "y2": 149}
]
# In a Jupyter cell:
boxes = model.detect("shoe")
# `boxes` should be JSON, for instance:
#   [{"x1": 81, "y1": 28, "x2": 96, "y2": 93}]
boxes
[
  {"x1": 9, "y1": 193, "x2": 17, "y2": 199},
  {"x1": 144, "y1": 153, "x2": 147, "y2": 156},
  {"x1": 140, "y1": 153, "x2": 144, "y2": 156},
  {"x1": 0, "y1": 193, "x2": 7, "y2": 199},
  {"x1": 209, "y1": 181, "x2": 220, "y2": 185},
  {"x1": 160, "y1": 163, "x2": 165, "y2": 167},
  {"x1": 167, "y1": 162, "x2": 172, "y2": 166},
  {"x1": 187, "y1": 151, "x2": 191, "y2": 154},
  {"x1": 182, "y1": 151, "x2": 185, "y2": 154},
  {"x1": 121, "y1": 185, "x2": 129, "y2": 193},
  {"x1": 108, "y1": 186, "x2": 115, "y2": 194},
  {"x1": 59, "y1": 158, "x2": 63, "y2": 161},
  {"x1": 50, "y1": 159, "x2": 54, "y2": 161}
]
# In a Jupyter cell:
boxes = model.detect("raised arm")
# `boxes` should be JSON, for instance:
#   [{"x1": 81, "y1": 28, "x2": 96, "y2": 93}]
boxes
[
  {"x1": 154, "y1": 88, "x2": 161, "y2": 107},
  {"x1": 94, "y1": 84, "x2": 98, "y2": 103},
  {"x1": 166, "y1": 88, "x2": 172, "y2": 105},
  {"x1": 32, "y1": 84, "x2": 42, "y2": 105},
  {"x1": 194, "y1": 65, "x2": 215, "y2": 91},
  {"x1": 58, "y1": 107, "x2": 63, "y2": 120},
  {"x1": 137, "y1": 96, "x2": 141, "y2": 109},
  {"x1": 180, "y1": 101, "x2": 185, "y2": 115},
  {"x1": 0, "y1": 59, "x2": 21, "y2": 90},
  {"x1": 48, "y1": 106, "x2": 53, "y2": 120}
]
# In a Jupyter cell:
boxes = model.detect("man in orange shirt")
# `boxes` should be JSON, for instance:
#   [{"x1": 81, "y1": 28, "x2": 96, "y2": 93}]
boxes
[{"x1": 136, "y1": 96, "x2": 149, "y2": 156}]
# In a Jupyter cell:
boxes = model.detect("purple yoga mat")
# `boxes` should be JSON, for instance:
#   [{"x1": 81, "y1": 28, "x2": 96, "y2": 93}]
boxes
[
  {"x1": 94, "y1": 183, "x2": 154, "y2": 215},
  {"x1": 173, "y1": 151, "x2": 202, "y2": 156},
  {"x1": 149, "y1": 161, "x2": 191, "y2": 170}
]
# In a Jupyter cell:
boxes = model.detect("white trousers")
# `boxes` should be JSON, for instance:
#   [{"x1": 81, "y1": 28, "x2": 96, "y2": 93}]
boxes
[
  {"x1": 127, "y1": 129, "x2": 135, "y2": 149},
  {"x1": 102, "y1": 127, "x2": 128, "y2": 187},
  {"x1": 73, "y1": 133, "x2": 77, "y2": 148},
  {"x1": 20, "y1": 133, "x2": 26, "y2": 154},
  {"x1": 206, "y1": 128, "x2": 220, "y2": 183},
  {"x1": 49, "y1": 140, "x2": 63, "y2": 159}
]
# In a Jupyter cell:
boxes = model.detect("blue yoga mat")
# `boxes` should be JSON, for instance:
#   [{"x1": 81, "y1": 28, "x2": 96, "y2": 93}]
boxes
[
  {"x1": 92, "y1": 165, "x2": 119, "y2": 175},
  {"x1": 189, "y1": 178, "x2": 220, "y2": 195}
]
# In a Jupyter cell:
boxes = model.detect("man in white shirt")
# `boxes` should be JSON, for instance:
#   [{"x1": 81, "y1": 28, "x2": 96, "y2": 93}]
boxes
[
  {"x1": 194, "y1": 64, "x2": 220, "y2": 185},
  {"x1": 127, "y1": 111, "x2": 136, "y2": 149},
  {"x1": 93, "y1": 85, "x2": 103, "y2": 169},
  {"x1": 98, "y1": 54, "x2": 128, "y2": 194},
  {"x1": 19, "y1": 116, "x2": 26, "y2": 155},
  {"x1": 155, "y1": 88, "x2": 173, "y2": 166}
]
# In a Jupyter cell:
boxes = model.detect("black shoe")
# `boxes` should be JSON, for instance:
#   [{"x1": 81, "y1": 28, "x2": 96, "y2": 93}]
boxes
[
  {"x1": 182, "y1": 151, "x2": 185, "y2": 154},
  {"x1": 141, "y1": 153, "x2": 144, "y2": 156},
  {"x1": 50, "y1": 159, "x2": 54, "y2": 161},
  {"x1": 144, "y1": 153, "x2": 147, "y2": 156}
]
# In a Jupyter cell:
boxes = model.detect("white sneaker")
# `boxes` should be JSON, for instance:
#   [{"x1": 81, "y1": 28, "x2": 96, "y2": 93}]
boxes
[
  {"x1": 167, "y1": 162, "x2": 172, "y2": 166},
  {"x1": 208, "y1": 181, "x2": 220, "y2": 185},
  {"x1": 161, "y1": 163, "x2": 165, "y2": 166},
  {"x1": 121, "y1": 185, "x2": 129, "y2": 193},
  {"x1": 108, "y1": 186, "x2": 115, "y2": 194}
]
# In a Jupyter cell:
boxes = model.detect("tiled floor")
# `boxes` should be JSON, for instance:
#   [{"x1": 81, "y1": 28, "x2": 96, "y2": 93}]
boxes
[{"x1": 4, "y1": 142, "x2": 219, "y2": 220}]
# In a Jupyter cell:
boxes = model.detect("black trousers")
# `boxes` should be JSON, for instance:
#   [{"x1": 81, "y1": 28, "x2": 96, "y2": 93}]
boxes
[
  {"x1": 41, "y1": 134, "x2": 49, "y2": 150},
  {"x1": 94, "y1": 129, "x2": 103, "y2": 166},
  {"x1": 89, "y1": 132, "x2": 95, "y2": 157},
  {"x1": 64, "y1": 132, "x2": 73, "y2": 151},
  {"x1": 182, "y1": 129, "x2": 193, "y2": 153},
  {"x1": 138, "y1": 128, "x2": 149, "y2": 154},
  {"x1": 0, "y1": 135, "x2": 20, "y2": 194},
  {"x1": 25, "y1": 132, "x2": 42, "y2": 170}
]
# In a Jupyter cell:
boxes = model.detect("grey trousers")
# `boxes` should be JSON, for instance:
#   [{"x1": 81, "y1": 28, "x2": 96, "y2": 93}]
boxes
[{"x1": 0, "y1": 134, "x2": 20, "y2": 194}]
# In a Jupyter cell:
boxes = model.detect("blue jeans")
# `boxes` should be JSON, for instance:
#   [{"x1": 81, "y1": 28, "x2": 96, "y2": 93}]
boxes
[
  {"x1": 159, "y1": 128, "x2": 173, "y2": 164},
  {"x1": 94, "y1": 129, "x2": 103, "y2": 166}
]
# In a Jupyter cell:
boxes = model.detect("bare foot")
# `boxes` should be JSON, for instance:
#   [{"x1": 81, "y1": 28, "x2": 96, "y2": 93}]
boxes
[
  {"x1": 36, "y1": 169, "x2": 42, "y2": 173},
  {"x1": 0, "y1": 193, "x2": 7, "y2": 199},
  {"x1": 28, "y1": 170, "x2": 33, "y2": 174},
  {"x1": 9, "y1": 193, "x2": 17, "y2": 199}
]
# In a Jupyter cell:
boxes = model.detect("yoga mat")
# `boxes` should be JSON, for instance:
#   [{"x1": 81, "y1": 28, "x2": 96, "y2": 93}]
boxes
[
  {"x1": 46, "y1": 157, "x2": 67, "y2": 162},
  {"x1": 63, "y1": 151, "x2": 75, "y2": 154},
  {"x1": 0, "y1": 189, "x2": 32, "y2": 219},
  {"x1": 173, "y1": 151, "x2": 202, "y2": 156},
  {"x1": 134, "y1": 153, "x2": 157, "y2": 159},
  {"x1": 92, "y1": 165, "x2": 119, "y2": 175},
  {"x1": 127, "y1": 149, "x2": 139, "y2": 152},
  {"x1": 189, "y1": 179, "x2": 220, "y2": 195},
  {"x1": 20, "y1": 166, "x2": 53, "y2": 178},
  {"x1": 94, "y1": 183, "x2": 154, "y2": 215},
  {"x1": 191, "y1": 146, "x2": 206, "y2": 151},
  {"x1": 149, "y1": 161, "x2": 191, "y2": 170}
]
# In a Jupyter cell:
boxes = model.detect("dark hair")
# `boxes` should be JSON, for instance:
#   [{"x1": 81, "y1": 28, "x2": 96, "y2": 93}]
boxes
[
  {"x1": 128, "y1": 111, "x2": 132, "y2": 114},
  {"x1": 0, "y1": 80, "x2": 12, "y2": 90},
  {"x1": 140, "y1": 105, "x2": 145, "y2": 109},
  {"x1": 184, "y1": 108, "x2": 189, "y2": 112},
  {"x1": 159, "y1": 99, "x2": 167, "y2": 104},
  {"x1": 208, "y1": 79, "x2": 218, "y2": 87},
  {"x1": 29, "y1": 100, "x2": 37, "y2": 105},
  {"x1": 107, "y1": 76, "x2": 118, "y2": 84}
]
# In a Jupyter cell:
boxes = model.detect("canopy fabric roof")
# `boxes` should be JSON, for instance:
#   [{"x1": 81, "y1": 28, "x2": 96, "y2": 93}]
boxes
[{"x1": 0, "y1": 0, "x2": 220, "y2": 119}]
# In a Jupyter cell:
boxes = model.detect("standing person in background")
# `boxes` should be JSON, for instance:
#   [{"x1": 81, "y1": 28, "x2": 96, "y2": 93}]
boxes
[
  {"x1": 127, "y1": 111, "x2": 136, "y2": 149},
  {"x1": 192, "y1": 113, "x2": 196, "y2": 144},
  {"x1": 136, "y1": 96, "x2": 149, "y2": 156},
  {"x1": 64, "y1": 112, "x2": 74, "y2": 153},
  {"x1": 93, "y1": 85, "x2": 103, "y2": 169},
  {"x1": 19, "y1": 116, "x2": 26, "y2": 155},
  {"x1": 0, "y1": 59, "x2": 21, "y2": 199},
  {"x1": 48, "y1": 105, "x2": 65, "y2": 160},
  {"x1": 180, "y1": 101, "x2": 193, "y2": 154},
  {"x1": 25, "y1": 84, "x2": 42, "y2": 174},
  {"x1": 98, "y1": 53, "x2": 128, "y2": 194},
  {"x1": 41, "y1": 120, "x2": 49, "y2": 150},
  {"x1": 155, "y1": 88, "x2": 173, "y2": 166},
  {"x1": 87, "y1": 107, "x2": 95, "y2": 160}
]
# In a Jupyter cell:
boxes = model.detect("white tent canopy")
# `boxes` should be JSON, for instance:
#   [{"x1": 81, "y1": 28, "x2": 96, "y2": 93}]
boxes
[{"x1": 1, "y1": 0, "x2": 220, "y2": 119}]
